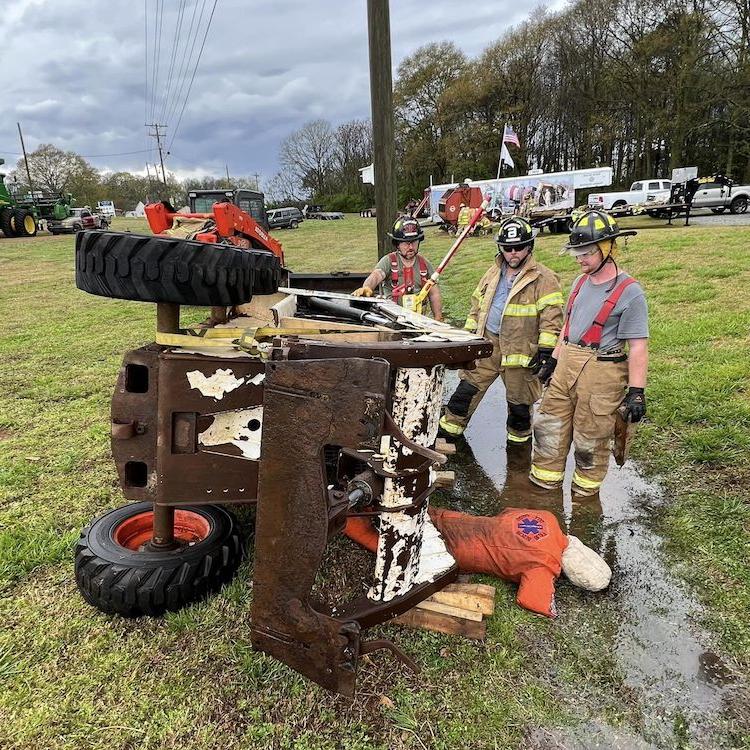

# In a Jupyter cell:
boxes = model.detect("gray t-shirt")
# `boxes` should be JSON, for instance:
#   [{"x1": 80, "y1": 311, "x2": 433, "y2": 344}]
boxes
[
  {"x1": 566, "y1": 273, "x2": 648, "y2": 351},
  {"x1": 375, "y1": 253, "x2": 435, "y2": 300}
]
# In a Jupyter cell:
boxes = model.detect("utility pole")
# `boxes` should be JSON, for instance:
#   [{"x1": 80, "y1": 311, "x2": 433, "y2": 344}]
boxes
[
  {"x1": 17, "y1": 122, "x2": 34, "y2": 199},
  {"x1": 225, "y1": 164, "x2": 231, "y2": 188},
  {"x1": 252, "y1": 172, "x2": 261, "y2": 191},
  {"x1": 145, "y1": 123, "x2": 168, "y2": 186},
  {"x1": 367, "y1": 0, "x2": 398, "y2": 259}
]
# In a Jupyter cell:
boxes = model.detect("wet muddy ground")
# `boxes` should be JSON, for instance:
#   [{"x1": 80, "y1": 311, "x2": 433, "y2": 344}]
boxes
[{"x1": 441, "y1": 370, "x2": 748, "y2": 749}]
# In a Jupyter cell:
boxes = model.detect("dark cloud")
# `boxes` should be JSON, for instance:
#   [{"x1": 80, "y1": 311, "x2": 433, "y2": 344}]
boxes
[{"x1": 0, "y1": 0, "x2": 555, "y2": 183}]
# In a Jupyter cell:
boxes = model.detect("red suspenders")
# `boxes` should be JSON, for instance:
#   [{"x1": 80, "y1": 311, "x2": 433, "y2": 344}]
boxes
[
  {"x1": 389, "y1": 252, "x2": 428, "y2": 303},
  {"x1": 563, "y1": 276, "x2": 637, "y2": 349}
]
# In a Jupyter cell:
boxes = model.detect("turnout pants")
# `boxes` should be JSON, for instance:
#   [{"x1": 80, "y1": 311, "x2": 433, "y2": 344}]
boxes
[
  {"x1": 441, "y1": 331, "x2": 542, "y2": 442},
  {"x1": 530, "y1": 342, "x2": 628, "y2": 495}
]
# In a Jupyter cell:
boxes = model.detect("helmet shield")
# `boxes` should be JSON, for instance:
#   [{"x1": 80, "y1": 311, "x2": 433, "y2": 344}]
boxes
[
  {"x1": 496, "y1": 217, "x2": 537, "y2": 250},
  {"x1": 388, "y1": 216, "x2": 425, "y2": 243},
  {"x1": 561, "y1": 210, "x2": 636, "y2": 255}
]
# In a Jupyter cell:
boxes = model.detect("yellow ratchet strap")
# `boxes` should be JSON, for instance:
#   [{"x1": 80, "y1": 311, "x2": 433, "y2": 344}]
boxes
[{"x1": 155, "y1": 324, "x2": 390, "y2": 348}]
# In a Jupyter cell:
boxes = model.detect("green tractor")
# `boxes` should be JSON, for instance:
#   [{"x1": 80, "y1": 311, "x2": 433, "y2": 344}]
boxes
[{"x1": 0, "y1": 158, "x2": 39, "y2": 237}]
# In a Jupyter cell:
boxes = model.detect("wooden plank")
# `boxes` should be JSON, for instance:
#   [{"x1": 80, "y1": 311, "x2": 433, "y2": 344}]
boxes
[
  {"x1": 433, "y1": 470, "x2": 455, "y2": 490},
  {"x1": 434, "y1": 438, "x2": 457, "y2": 456},
  {"x1": 427, "y1": 589, "x2": 495, "y2": 616},
  {"x1": 415, "y1": 599, "x2": 483, "y2": 622},
  {"x1": 444, "y1": 582, "x2": 496, "y2": 598},
  {"x1": 393, "y1": 608, "x2": 487, "y2": 640}
]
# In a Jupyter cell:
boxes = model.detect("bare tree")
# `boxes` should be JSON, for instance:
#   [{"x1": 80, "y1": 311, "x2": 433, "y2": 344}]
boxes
[{"x1": 279, "y1": 119, "x2": 336, "y2": 198}]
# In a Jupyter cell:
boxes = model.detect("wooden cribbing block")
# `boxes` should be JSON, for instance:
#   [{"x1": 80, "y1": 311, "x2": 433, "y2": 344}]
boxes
[
  {"x1": 427, "y1": 583, "x2": 495, "y2": 616},
  {"x1": 391, "y1": 582, "x2": 496, "y2": 641},
  {"x1": 433, "y1": 470, "x2": 455, "y2": 490},
  {"x1": 415, "y1": 599, "x2": 483, "y2": 621},
  {"x1": 434, "y1": 438, "x2": 457, "y2": 455},
  {"x1": 393, "y1": 607, "x2": 487, "y2": 640}
]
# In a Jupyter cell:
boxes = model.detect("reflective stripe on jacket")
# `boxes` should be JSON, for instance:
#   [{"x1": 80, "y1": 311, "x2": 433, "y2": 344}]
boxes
[{"x1": 464, "y1": 255, "x2": 563, "y2": 367}]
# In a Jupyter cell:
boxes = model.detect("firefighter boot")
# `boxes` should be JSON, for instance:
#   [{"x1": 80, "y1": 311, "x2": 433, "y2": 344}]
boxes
[
  {"x1": 507, "y1": 402, "x2": 532, "y2": 445},
  {"x1": 440, "y1": 380, "x2": 480, "y2": 436}
]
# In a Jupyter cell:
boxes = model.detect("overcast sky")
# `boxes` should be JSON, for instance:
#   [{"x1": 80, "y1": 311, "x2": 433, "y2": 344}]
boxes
[{"x1": 0, "y1": 0, "x2": 562, "y2": 186}]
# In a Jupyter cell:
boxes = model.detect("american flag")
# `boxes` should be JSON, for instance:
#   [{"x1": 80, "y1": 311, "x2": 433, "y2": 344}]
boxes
[{"x1": 503, "y1": 124, "x2": 520, "y2": 148}]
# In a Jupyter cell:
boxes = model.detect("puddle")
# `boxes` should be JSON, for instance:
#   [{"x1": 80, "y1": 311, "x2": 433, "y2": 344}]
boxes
[{"x1": 441, "y1": 371, "x2": 743, "y2": 748}]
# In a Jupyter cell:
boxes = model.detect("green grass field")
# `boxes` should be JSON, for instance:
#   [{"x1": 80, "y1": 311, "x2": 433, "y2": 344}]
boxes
[{"x1": 1, "y1": 216, "x2": 749, "y2": 749}]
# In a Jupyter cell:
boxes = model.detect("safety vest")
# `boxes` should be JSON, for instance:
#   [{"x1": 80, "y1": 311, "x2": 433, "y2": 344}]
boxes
[
  {"x1": 389, "y1": 252, "x2": 429, "y2": 305},
  {"x1": 563, "y1": 276, "x2": 637, "y2": 349}
]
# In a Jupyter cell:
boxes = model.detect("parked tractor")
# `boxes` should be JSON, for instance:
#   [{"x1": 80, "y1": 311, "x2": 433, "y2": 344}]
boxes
[
  {"x1": 0, "y1": 157, "x2": 77, "y2": 238},
  {"x1": 72, "y1": 207, "x2": 492, "y2": 696}
]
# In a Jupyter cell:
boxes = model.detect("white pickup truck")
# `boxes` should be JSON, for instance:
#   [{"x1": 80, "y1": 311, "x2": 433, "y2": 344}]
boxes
[{"x1": 588, "y1": 179, "x2": 672, "y2": 210}]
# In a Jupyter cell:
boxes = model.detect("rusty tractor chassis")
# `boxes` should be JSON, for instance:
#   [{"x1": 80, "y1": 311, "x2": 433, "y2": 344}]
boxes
[{"x1": 75, "y1": 238, "x2": 492, "y2": 696}]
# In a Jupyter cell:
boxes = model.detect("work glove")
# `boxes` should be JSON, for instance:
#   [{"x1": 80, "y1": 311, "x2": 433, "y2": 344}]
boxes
[
  {"x1": 535, "y1": 356, "x2": 557, "y2": 385},
  {"x1": 528, "y1": 348, "x2": 555, "y2": 376},
  {"x1": 622, "y1": 387, "x2": 646, "y2": 423},
  {"x1": 352, "y1": 286, "x2": 373, "y2": 297},
  {"x1": 464, "y1": 318, "x2": 477, "y2": 332}
]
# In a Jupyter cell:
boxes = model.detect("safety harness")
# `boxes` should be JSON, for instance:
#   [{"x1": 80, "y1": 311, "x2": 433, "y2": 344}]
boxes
[
  {"x1": 389, "y1": 252, "x2": 429, "y2": 305},
  {"x1": 563, "y1": 275, "x2": 637, "y2": 349}
]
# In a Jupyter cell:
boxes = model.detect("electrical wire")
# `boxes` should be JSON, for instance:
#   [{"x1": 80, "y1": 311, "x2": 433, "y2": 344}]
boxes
[
  {"x1": 163, "y1": 0, "x2": 209, "y2": 128},
  {"x1": 167, "y1": 0, "x2": 219, "y2": 152},
  {"x1": 157, "y1": 0, "x2": 188, "y2": 125}
]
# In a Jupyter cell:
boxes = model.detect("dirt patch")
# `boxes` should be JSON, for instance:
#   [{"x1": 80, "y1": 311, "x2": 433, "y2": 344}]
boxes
[{"x1": 0, "y1": 428, "x2": 11, "y2": 441}]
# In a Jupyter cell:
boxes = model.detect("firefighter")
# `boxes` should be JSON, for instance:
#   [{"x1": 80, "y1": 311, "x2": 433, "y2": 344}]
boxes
[
  {"x1": 352, "y1": 216, "x2": 443, "y2": 320},
  {"x1": 529, "y1": 210, "x2": 649, "y2": 496},
  {"x1": 457, "y1": 202, "x2": 472, "y2": 231},
  {"x1": 439, "y1": 217, "x2": 564, "y2": 444}
]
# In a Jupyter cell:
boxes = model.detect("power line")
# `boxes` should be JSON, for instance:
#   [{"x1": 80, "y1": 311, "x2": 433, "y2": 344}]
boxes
[
  {"x1": 0, "y1": 148, "x2": 156, "y2": 159},
  {"x1": 164, "y1": 0, "x2": 209, "y2": 128},
  {"x1": 158, "y1": 0, "x2": 188, "y2": 124},
  {"x1": 168, "y1": 0, "x2": 219, "y2": 151}
]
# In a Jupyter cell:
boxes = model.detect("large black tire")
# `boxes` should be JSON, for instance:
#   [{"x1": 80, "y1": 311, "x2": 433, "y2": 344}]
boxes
[
  {"x1": 13, "y1": 209, "x2": 37, "y2": 237},
  {"x1": 711, "y1": 207, "x2": 726, "y2": 214},
  {"x1": 75, "y1": 502, "x2": 244, "y2": 617},
  {"x1": 1, "y1": 207, "x2": 17, "y2": 237},
  {"x1": 729, "y1": 196, "x2": 748, "y2": 215},
  {"x1": 75, "y1": 230, "x2": 282, "y2": 305}
]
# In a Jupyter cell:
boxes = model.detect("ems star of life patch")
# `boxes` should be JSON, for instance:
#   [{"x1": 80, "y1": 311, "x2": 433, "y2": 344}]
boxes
[{"x1": 516, "y1": 514, "x2": 548, "y2": 542}]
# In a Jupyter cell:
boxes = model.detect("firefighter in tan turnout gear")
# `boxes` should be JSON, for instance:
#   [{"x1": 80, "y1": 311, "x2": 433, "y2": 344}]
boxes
[
  {"x1": 529, "y1": 210, "x2": 649, "y2": 496},
  {"x1": 440, "y1": 217, "x2": 564, "y2": 443}
]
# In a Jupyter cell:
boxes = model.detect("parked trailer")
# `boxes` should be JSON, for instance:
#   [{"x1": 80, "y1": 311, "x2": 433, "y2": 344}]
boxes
[{"x1": 428, "y1": 167, "x2": 613, "y2": 233}]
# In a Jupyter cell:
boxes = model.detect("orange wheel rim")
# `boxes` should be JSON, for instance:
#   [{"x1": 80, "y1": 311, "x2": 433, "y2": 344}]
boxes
[{"x1": 113, "y1": 510, "x2": 211, "y2": 551}]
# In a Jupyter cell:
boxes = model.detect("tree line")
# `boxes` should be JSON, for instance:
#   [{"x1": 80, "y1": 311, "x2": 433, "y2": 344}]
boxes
[
  {"x1": 272, "y1": 0, "x2": 749, "y2": 204},
  {"x1": 7, "y1": 0, "x2": 746, "y2": 212}
]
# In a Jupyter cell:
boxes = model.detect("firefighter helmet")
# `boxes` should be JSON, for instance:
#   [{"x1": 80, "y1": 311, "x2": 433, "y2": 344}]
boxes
[
  {"x1": 388, "y1": 216, "x2": 425, "y2": 244},
  {"x1": 496, "y1": 217, "x2": 537, "y2": 250},
  {"x1": 561, "y1": 210, "x2": 636, "y2": 255}
]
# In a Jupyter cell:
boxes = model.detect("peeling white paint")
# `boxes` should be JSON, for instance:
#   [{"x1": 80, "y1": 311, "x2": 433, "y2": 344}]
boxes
[
  {"x1": 248, "y1": 373, "x2": 265, "y2": 385},
  {"x1": 197, "y1": 406, "x2": 263, "y2": 460},
  {"x1": 187, "y1": 368, "x2": 245, "y2": 399},
  {"x1": 175, "y1": 347, "x2": 254, "y2": 359},
  {"x1": 369, "y1": 365, "x2": 448, "y2": 602}
]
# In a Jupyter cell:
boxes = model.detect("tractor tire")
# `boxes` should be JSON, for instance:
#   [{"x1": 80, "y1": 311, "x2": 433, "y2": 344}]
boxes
[
  {"x1": 729, "y1": 196, "x2": 748, "y2": 215},
  {"x1": 0, "y1": 207, "x2": 15, "y2": 237},
  {"x1": 75, "y1": 502, "x2": 244, "y2": 617},
  {"x1": 75, "y1": 230, "x2": 282, "y2": 306},
  {"x1": 13, "y1": 209, "x2": 37, "y2": 237}
]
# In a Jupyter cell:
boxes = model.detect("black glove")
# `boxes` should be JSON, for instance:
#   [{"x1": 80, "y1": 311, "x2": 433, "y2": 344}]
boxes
[
  {"x1": 622, "y1": 387, "x2": 646, "y2": 423},
  {"x1": 528, "y1": 348, "x2": 555, "y2": 376},
  {"x1": 536, "y1": 356, "x2": 557, "y2": 385}
]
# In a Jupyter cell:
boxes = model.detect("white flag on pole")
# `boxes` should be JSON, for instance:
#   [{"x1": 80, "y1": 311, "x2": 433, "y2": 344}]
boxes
[{"x1": 500, "y1": 143, "x2": 514, "y2": 170}]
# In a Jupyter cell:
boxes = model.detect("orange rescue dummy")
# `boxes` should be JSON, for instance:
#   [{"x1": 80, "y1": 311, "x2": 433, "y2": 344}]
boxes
[{"x1": 344, "y1": 507, "x2": 611, "y2": 618}]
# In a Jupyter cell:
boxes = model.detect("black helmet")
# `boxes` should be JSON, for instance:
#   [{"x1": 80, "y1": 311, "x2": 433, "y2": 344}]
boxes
[
  {"x1": 496, "y1": 217, "x2": 537, "y2": 250},
  {"x1": 388, "y1": 216, "x2": 425, "y2": 243},
  {"x1": 561, "y1": 210, "x2": 636, "y2": 255}
]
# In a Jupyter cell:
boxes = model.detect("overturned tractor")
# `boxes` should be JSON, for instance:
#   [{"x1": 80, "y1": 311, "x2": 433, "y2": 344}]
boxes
[{"x1": 73, "y1": 214, "x2": 491, "y2": 696}]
